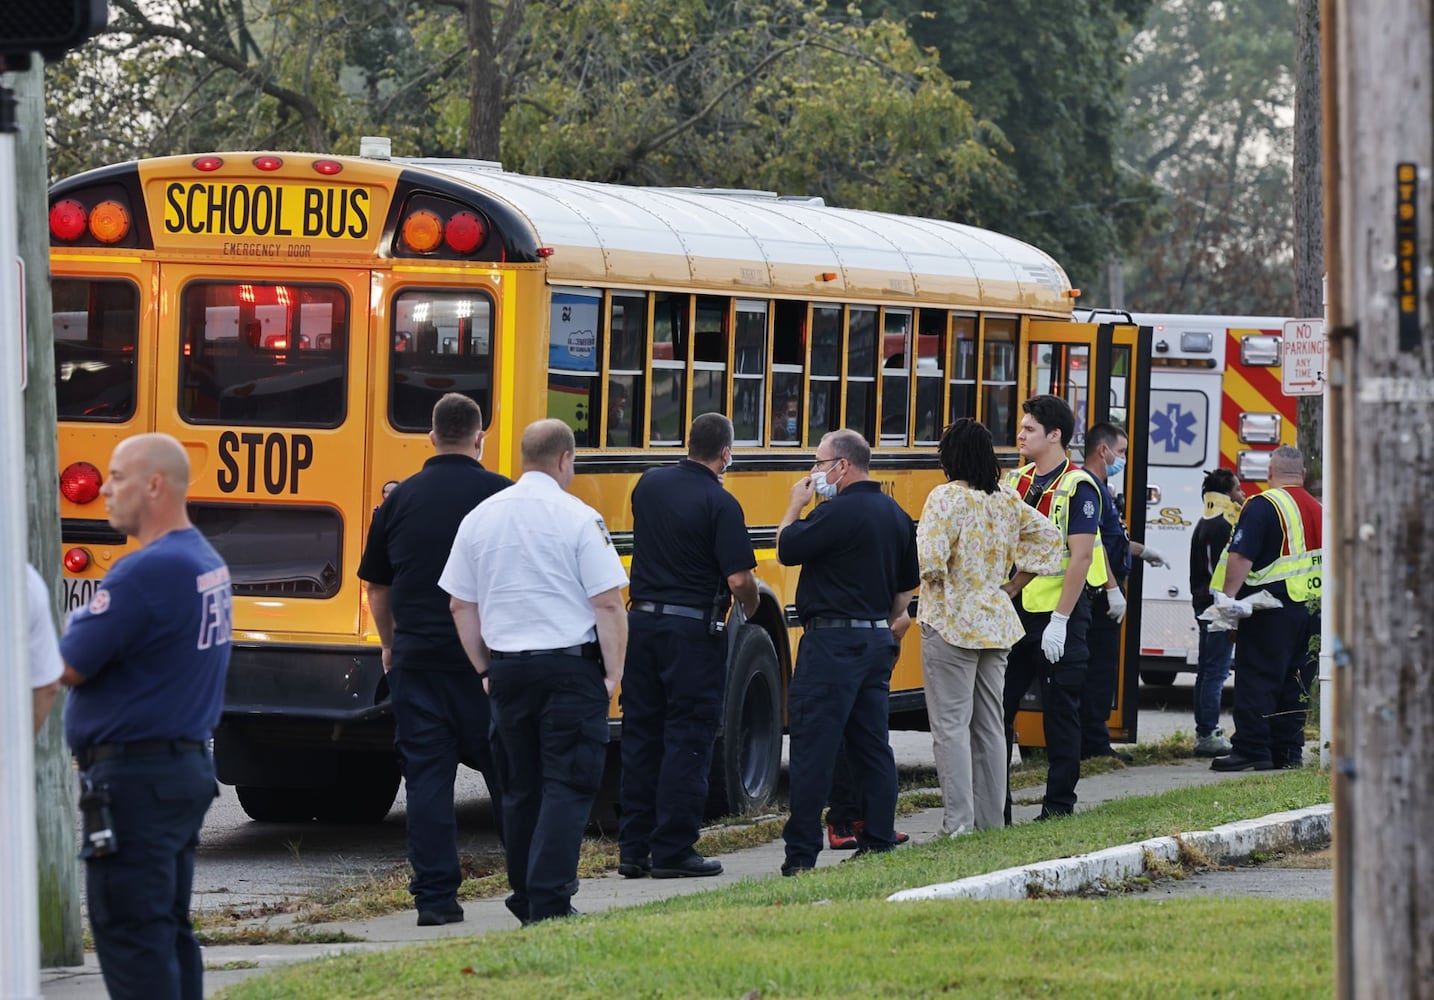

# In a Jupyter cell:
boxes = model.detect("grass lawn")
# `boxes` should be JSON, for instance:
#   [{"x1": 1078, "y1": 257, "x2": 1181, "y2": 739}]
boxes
[{"x1": 218, "y1": 770, "x2": 1331, "y2": 999}]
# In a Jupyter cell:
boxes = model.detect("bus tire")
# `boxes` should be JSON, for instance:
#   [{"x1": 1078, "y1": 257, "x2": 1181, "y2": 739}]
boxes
[
  {"x1": 313, "y1": 754, "x2": 401, "y2": 825},
  {"x1": 1139, "y1": 669, "x2": 1178, "y2": 687},
  {"x1": 235, "y1": 785, "x2": 318, "y2": 823},
  {"x1": 707, "y1": 625, "x2": 782, "y2": 818}
]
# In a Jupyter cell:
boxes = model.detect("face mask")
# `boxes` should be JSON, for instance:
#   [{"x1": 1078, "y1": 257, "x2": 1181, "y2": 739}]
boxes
[
  {"x1": 720, "y1": 450, "x2": 732, "y2": 474},
  {"x1": 786, "y1": 416, "x2": 798, "y2": 438},
  {"x1": 1107, "y1": 457, "x2": 1125, "y2": 480},
  {"x1": 812, "y1": 466, "x2": 840, "y2": 499}
]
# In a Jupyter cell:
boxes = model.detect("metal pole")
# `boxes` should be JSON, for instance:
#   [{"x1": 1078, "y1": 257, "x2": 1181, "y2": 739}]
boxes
[{"x1": 0, "y1": 76, "x2": 43, "y2": 1000}]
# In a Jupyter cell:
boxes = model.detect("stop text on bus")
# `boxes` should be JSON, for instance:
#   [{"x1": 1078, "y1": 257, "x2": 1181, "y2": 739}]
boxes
[
  {"x1": 164, "y1": 183, "x2": 370, "y2": 240},
  {"x1": 217, "y1": 431, "x2": 314, "y2": 494}
]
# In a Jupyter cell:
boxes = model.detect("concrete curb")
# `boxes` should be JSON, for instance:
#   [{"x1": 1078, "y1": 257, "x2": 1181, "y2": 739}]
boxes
[{"x1": 886, "y1": 803, "x2": 1332, "y2": 903}]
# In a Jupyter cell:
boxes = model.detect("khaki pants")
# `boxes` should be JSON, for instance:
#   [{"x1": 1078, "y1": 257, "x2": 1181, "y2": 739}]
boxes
[{"x1": 921, "y1": 624, "x2": 1009, "y2": 834}]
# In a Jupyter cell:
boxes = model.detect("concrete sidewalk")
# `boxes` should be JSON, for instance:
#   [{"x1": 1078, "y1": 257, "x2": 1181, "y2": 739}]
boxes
[{"x1": 37, "y1": 760, "x2": 1303, "y2": 998}]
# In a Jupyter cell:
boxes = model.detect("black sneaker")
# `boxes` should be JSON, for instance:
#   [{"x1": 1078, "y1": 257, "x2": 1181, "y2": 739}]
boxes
[
  {"x1": 416, "y1": 900, "x2": 465, "y2": 926},
  {"x1": 504, "y1": 895, "x2": 531, "y2": 927},
  {"x1": 618, "y1": 855, "x2": 652, "y2": 878},
  {"x1": 651, "y1": 855, "x2": 723, "y2": 878},
  {"x1": 780, "y1": 861, "x2": 814, "y2": 877},
  {"x1": 1211, "y1": 752, "x2": 1274, "y2": 772}
]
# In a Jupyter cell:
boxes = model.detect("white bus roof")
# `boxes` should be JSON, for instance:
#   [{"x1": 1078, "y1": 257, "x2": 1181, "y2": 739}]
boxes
[{"x1": 402, "y1": 159, "x2": 1074, "y2": 315}]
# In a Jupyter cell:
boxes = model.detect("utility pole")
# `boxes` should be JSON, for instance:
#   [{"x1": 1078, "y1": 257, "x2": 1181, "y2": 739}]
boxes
[
  {"x1": 1327, "y1": 0, "x2": 1434, "y2": 995},
  {"x1": 15, "y1": 59, "x2": 82, "y2": 967}
]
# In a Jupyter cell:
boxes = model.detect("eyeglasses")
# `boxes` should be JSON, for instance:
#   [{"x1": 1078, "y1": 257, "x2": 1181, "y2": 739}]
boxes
[{"x1": 811, "y1": 456, "x2": 841, "y2": 469}]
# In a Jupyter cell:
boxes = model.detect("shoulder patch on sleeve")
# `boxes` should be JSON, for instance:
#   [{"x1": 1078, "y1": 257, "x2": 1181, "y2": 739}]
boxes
[
  {"x1": 88, "y1": 589, "x2": 111, "y2": 615},
  {"x1": 595, "y1": 517, "x2": 613, "y2": 546},
  {"x1": 1082, "y1": 499, "x2": 1097, "y2": 518}
]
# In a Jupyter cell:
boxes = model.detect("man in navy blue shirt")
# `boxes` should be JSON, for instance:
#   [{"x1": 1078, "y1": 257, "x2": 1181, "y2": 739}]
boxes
[
  {"x1": 777, "y1": 429, "x2": 918, "y2": 874},
  {"x1": 1002, "y1": 395, "x2": 1105, "y2": 819},
  {"x1": 358, "y1": 392, "x2": 512, "y2": 926},
  {"x1": 618, "y1": 413, "x2": 759, "y2": 879},
  {"x1": 61, "y1": 433, "x2": 231, "y2": 1000}
]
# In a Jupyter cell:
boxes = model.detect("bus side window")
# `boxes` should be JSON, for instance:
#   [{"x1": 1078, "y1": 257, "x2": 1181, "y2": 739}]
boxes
[
  {"x1": 607, "y1": 294, "x2": 646, "y2": 447},
  {"x1": 389, "y1": 290, "x2": 493, "y2": 432},
  {"x1": 949, "y1": 314, "x2": 977, "y2": 425},
  {"x1": 847, "y1": 307, "x2": 878, "y2": 444},
  {"x1": 547, "y1": 287, "x2": 603, "y2": 446},
  {"x1": 981, "y1": 316, "x2": 1018, "y2": 446},
  {"x1": 692, "y1": 296, "x2": 729, "y2": 420},
  {"x1": 770, "y1": 300, "x2": 805, "y2": 446},
  {"x1": 650, "y1": 292, "x2": 687, "y2": 446},
  {"x1": 880, "y1": 308, "x2": 912, "y2": 445},
  {"x1": 808, "y1": 305, "x2": 842, "y2": 445},
  {"x1": 913, "y1": 308, "x2": 946, "y2": 445},
  {"x1": 52, "y1": 278, "x2": 139, "y2": 421}
]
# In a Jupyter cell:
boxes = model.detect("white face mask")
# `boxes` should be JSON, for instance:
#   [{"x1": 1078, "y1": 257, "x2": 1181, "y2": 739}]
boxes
[
  {"x1": 720, "y1": 449, "x2": 732, "y2": 474},
  {"x1": 812, "y1": 466, "x2": 840, "y2": 499}
]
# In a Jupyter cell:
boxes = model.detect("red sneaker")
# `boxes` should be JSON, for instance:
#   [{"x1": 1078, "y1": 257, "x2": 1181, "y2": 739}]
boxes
[
  {"x1": 826, "y1": 823, "x2": 858, "y2": 850},
  {"x1": 849, "y1": 820, "x2": 910, "y2": 845}
]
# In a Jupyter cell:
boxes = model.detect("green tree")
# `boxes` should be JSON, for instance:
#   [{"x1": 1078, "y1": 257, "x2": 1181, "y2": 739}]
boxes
[
  {"x1": 1119, "y1": 0, "x2": 1297, "y2": 314},
  {"x1": 862, "y1": 0, "x2": 1158, "y2": 291}
]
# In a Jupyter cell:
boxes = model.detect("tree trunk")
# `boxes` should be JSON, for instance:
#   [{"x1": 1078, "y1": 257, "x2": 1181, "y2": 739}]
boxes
[
  {"x1": 1333, "y1": 0, "x2": 1434, "y2": 993},
  {"x1": 1293, "y1": 0, "x2": 1324, "y2": 492},
  {"x1": 465, "y1": 0, "x2": 502, "y2": 160},
  {"x1": 15, "y1": 62, "x2": 84, "y2": 967}
]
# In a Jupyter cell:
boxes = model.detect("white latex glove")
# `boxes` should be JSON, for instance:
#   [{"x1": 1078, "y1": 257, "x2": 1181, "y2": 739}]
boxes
[
  {"x1": 1105, "y1": 587, "x2": 1127, "y2": 623},
  {"x1": 1041, "y1": 611, "x2": 1069, "y2": 663},
  {"x1": 1139, "y1": 545, "x2": 1167, "y2": 568},
  {"x1": 1212, "y1": 591, "x2": 1253, "y2": 619}
]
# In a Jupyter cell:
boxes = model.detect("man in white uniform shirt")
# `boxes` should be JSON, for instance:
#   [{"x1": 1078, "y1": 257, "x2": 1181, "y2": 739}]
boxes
[
  {"x1": 440, "y1": 419, "x2": 628, "y2": 924},
  {"x1": 28, "y1": 563, "x2": 63, "y2": 733}
]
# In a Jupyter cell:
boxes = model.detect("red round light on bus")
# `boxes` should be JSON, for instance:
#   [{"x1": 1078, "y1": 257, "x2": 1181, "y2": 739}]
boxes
[
  {"x1": 193, "y1": 156, "x2": 224, "y2": 172},
  {"x1": 60, "y1": 461, "x2": 103, "y2": 504},
  {"x1": 49, "y1": 200, "x2": 88, "y2": 241},
  {"x1": 253, "y1": 155, "x2": 284, "y2": 171},
  {"x1": 88, "y1": 200, "x2": 132, "y2": 244},
  {"x1": 312, "y1": 159, "x2": 344, "y2": 176},
  {"x1": 63, "y1": 547, "x2": 92, "y2": 573},
  {"x1": 444, "y1": 212, "x2": 486, "y2": 254},
  {"x1": 400, "y1": 210, "x2": 444, "y2": 254}
]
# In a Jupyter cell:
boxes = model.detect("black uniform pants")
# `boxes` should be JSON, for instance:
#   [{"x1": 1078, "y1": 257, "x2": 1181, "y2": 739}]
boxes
[
  {"x1": 1230, "y1": 602, "x2": 1318, "y2": 765},
  {"x1": 487, "y1": 655, "x2": 608, "y2": 921},
  {"x1": 83, "y1": 749, "x2": 215, "y2": 1000},
  {"x1": 618, "y1": 612, "x2": 724, "y2": 864},
  {"x1": 782, "y1": 627, "x2": 899, "y2": 868},
  {"x1": 1004, "y1": 592, "x2": 1091, "y2": 819},
  {"x1": 1080, "y1": 587, "x2": 1121, "y2": 756},
  {"x1": 388, "y1": 666, "x2": 502, "y2": 912}
]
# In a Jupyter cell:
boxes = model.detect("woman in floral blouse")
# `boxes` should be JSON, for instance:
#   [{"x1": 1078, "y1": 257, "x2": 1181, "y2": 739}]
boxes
[{"x1": 917, "y1": 419, "x2": 1062, "y2": 835}]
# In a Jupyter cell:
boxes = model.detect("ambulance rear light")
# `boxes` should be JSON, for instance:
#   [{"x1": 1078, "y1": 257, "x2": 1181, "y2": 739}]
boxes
[
  {"x1": 1237, "y1": 450, "x2": 1272, "y2": 482},
  {"x1": 1240, "y1": 335, "x2": 1282, "y2": 367},
  {"x1": 1180, "y1": 332, "x2": 1214, "y2": 353},
  {"x1": 60, "y1": 461, "x2": 103, "y2": 503},
  {"x1": 1239, "y1": 413, "x2": 1283, "y2": 445},
  {"x1": 63, "y1": 547, "x2": 92, "y2": 573}
]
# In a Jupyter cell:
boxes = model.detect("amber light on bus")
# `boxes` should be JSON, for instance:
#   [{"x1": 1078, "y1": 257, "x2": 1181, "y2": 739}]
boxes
[
  {"x1": 60, "y1": 461, "x2": 103, "y2": 503},
  {"x1": 50, "y1": 196, "x2": 134, "y2": 246},
  {"x1": 63, "y1": 547, "x2": 92, "y2": 573},
  {"x1": 394, "y1": 194, "x2": 493, "y2": 259},
  {"x1": 88, "y1": 201, "x2": 132, "y2": 244}
]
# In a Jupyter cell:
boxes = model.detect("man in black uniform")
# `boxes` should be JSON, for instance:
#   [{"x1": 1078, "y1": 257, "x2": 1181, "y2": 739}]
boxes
[
  {"x1": 60, "y1": 433, "x2": 231, "y2": 1000},
  {"x1": 777, "y1": 428, "x2": 918, "y2": 874},
  {"x1": 618, "y1": 413, "x2": 759, "y2": 879},
  {"x1": 358, "y1": 393, "x2": 511, "y2": 926}
]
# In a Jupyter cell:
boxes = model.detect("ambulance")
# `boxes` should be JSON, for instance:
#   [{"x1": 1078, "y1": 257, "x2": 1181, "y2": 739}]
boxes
[{"x1": 1077, "y1": 310, "x2": 1296, "y2": 684}]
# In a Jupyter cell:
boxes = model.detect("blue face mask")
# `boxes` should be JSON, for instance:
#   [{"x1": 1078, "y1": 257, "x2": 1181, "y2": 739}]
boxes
[
  {"x1": 786, "y1": 416, "x2": 798, "y2": 438},
  {"x1": 1107, "y1": 457, "x2": 1126, "y2": 480}
]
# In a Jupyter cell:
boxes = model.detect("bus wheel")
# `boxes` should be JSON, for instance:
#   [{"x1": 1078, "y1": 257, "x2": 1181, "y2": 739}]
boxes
[
  {"x1": 707, "y1": 625, "x2": 781, "y2": 818},
  {"x1": 235, "y1": 785, "x2": 317, "y2": 823},
  {"x1": 1139, "y1": 669, "x2": 1178, "y2": 686},
  {"x1": 314, "y1": 754, "x2": 401, "y2": 825}
]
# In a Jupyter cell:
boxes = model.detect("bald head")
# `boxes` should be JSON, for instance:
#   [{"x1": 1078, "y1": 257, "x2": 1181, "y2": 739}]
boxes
[
  {"x1": 103, "y1": 433, "x2": 193, "y2": 544},
  {"x1": 521, "y1": 419, "x2": 577, "y2": 486}
]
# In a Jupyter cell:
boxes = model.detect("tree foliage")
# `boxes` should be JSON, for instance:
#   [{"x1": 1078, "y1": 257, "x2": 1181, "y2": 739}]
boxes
[{"x1": 1118, "y1": 0, "x2": 1297, "y2": 314}]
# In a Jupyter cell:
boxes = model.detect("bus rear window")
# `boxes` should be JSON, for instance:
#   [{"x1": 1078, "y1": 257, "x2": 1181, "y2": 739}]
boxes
[
  {"x1": 190, "y1": 503, "x2": 342, "y2": 598},
  {"x1": 53, "y1": 278, "x2": 139, "y2": 421},
  {"x1": 179, "y1": 283, "x2": 349, "y2": 427},
  {"x1": 390, "y1": 290, "x2": 494, "y2": 432}
]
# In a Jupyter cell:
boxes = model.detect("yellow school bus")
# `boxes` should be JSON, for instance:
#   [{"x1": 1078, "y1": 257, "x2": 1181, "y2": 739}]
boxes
[{"x1": 47, "y1": 146, "x2": 1150, "y2": 823}]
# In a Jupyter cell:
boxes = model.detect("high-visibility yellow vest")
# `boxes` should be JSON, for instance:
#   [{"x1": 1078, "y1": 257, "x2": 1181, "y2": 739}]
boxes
[
  {"x1": 1004, "y1": 461, "x2": 1108, "y2": 613},
  {"x1": 1210, "y1": 487, "x2": 1321, "y2": 602}
]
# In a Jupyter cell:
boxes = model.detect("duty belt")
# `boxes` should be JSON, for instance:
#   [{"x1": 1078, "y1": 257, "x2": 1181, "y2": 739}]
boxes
[
  {"x1": 805, "y1": 618, "x2": 889, "y2": 630},
  {"x1": 630, "y1": 600, "x2": 707, "y2": 621},
  {"x1": 488, "y1": 643, "x2": 600, "y2": 661},
  {"x1": 75, "y1": 739, "x2": 207, "y2": 769}
]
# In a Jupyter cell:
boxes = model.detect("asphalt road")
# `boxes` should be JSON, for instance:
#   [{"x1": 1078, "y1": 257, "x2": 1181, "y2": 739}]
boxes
[{"x1": 186, "y1": 674, "x2": 1232, "y2": 913}]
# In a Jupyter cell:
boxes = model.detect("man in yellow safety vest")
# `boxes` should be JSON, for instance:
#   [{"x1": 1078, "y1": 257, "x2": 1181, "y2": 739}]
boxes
[
  {"x1": 1001, "y1": 394, "x2": 1107, "y2": 819},
  {"x1": 1207, "y1": 445, "x2": 1321, "y2": 771}
]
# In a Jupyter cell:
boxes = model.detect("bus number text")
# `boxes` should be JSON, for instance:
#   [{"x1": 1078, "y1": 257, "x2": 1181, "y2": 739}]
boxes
[{"x1": 217, "y1": 431, "x2": 314, "y2": 494}]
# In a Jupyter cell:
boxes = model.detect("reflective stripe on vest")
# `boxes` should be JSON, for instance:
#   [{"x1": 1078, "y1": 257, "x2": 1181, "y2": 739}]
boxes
[
  {"x1": 1210, "y1": 488, "x2": 1321, "y2": 602},
  {"x1": 1004, "y1": 461, "x2": 1109, "y2": 613}
]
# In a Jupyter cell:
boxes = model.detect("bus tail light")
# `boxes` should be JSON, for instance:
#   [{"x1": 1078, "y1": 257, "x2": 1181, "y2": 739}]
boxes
[
  {"x1": 63, "y1": 547, "x2": 92, "y2": 573},
  {"x1": 60, "y1": 462, "x2": 103, "y2": 503},
  {"x1": 88, "y1": 200, "x2": 132, "y2": 243},
  {"x1": 1238, "y1": 412, "x2": 1282, "y2": 444},
  {"x1": 1237, "y1": 450, "x2": 1272, "y2": 482},
  {"x1": 400, "y1": 210, "x2": 444, "y2": 253},
  {"x1": 49, "y1": 199, "x2": 88, "y2": 241},
  {"x1": 444, "y1": 212, "x2": 486, "y2": 253}
]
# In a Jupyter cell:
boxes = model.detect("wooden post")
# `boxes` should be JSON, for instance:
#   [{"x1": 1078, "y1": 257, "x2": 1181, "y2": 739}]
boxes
[
  {"x1": 1330, "y1": 0, "x2": 1434, "y2": 993},
  {"x1": 15, "y1": 60, "x2": 83, "y2": 967},
  {"x1": 1294, "y1": 0, "x2": 1323, "y2": 478}
]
